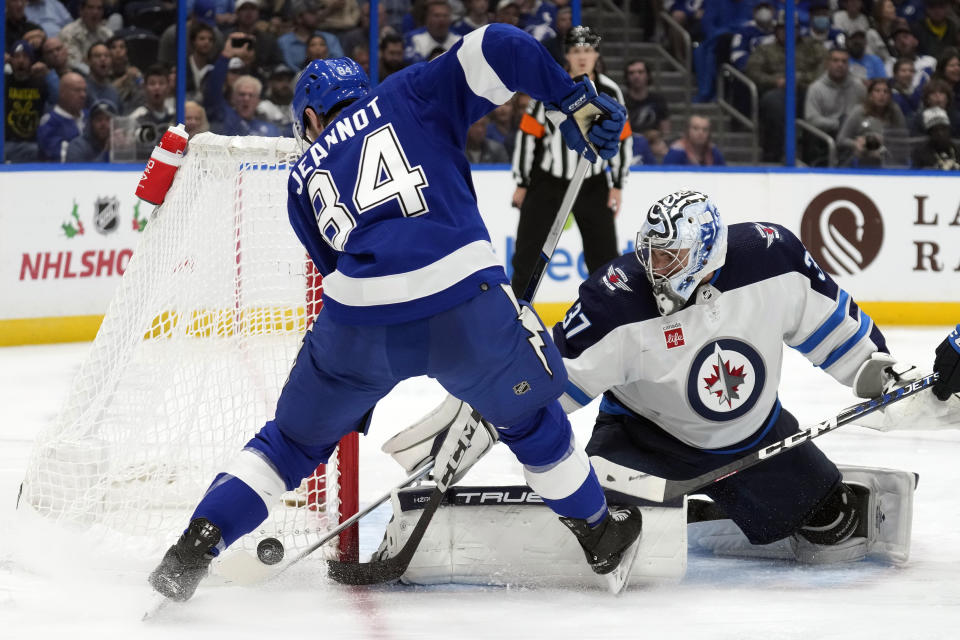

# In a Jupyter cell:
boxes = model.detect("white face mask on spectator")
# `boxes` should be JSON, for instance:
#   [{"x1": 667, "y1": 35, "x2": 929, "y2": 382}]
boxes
[{"x1": 755, "y1": 7, "x2": 774, "y2": 28}]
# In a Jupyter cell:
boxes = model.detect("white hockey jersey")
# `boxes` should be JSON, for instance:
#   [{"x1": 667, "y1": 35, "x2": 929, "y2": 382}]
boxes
[{"x1": 552, "y1": 222, "x2": 888, "y2": 450}]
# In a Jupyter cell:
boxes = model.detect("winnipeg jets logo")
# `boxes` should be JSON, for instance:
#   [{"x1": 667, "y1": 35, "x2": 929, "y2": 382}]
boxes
[
  {"x1": 601, "y1": 265, "x2": 633, "y2": 292},
  {"x1": 687, "y1": 339, "x2": 766, "y2": 421},
  {"x1": 703, "y1": 349, "x2": 748, "y2": 408},
  {"x1": 501, "y1": 284, "x2": 553, "y2": 377},
  {"x1": 753, "y1": 223, "x2": 781, "y2": 248}
]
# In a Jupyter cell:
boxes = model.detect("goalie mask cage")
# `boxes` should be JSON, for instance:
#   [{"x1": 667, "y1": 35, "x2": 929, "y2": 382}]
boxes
[{"x1": 19, "y1": 133, "x2": 359, "y2": 564}]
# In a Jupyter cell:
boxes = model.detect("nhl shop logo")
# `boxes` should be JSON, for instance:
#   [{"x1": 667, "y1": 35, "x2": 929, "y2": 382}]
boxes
[
  {"x1": 93, "y1": 196, "x2": 121, "y2": 235},
  {"x1": 663, "y1": 322, "x2": 685, "y2": 349}
]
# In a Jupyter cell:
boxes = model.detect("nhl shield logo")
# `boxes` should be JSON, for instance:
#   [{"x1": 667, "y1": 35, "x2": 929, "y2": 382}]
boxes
[{"x1": 93, "y1": 196, "x2": 120, "y2": 235}]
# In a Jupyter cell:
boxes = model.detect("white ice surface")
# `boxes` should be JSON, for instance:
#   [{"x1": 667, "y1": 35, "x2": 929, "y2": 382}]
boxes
[{"x1": 2, "y1": 328, "x2": 959, "y2": 639}]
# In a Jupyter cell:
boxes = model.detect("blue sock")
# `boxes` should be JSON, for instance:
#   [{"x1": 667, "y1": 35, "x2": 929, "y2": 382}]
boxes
[
  {"x1": 190, "y1": 473, "x2": 269, "y2": 553},
  {"x1": 540, "y1": 466, "x2": 608, "y2": 527}
]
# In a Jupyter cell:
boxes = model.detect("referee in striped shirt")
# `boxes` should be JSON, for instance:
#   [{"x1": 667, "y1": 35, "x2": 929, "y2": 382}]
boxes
[{"x1": 510, "y1": 25, "x2": 632, "y2": 295}]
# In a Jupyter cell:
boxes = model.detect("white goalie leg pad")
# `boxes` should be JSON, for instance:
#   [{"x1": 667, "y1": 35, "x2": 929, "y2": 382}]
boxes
[
  {"x1": 688, "y1": 465, "x2": 915, "y2": 565},
  {"x1": 381, "y1": 395, "x2": 464, "y2": 472},
  {"x1": 381, "y1": 396, "x2": 498, "y2": 484},
  {"x1": 220, "y1": 448, "x2": 287, "y2": 508},
  {"x1": 687, "y1": 519, "x2": 798, "y2": 561},
  {"x1": 837, "y1": 464, "x2": 916, "y2": 565},
  {"x1": 687, "y1": 517, "x2": 870, "y2": 563},
  {"x1": 376, "y1": 485, "x2": 687, "y2": 586}
]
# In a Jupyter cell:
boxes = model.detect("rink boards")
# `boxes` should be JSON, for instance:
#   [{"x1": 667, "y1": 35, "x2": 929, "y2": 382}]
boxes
[{"x1": 1, "y1": 165, "x2": 958, "y2": 345}]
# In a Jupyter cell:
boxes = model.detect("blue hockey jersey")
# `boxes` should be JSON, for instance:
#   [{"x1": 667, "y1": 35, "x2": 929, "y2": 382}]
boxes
[
  {"x1": 552, "y1": 222, "x2": 888, "y2": 449},
  {"x1": 287, "y1": 24, "x2": 581, "y2": 325}
]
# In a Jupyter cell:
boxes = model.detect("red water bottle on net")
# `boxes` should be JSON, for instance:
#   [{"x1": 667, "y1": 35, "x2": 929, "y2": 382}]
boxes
[{"x1": 135, "y1": 123, "x2": 189, "y2": 206}]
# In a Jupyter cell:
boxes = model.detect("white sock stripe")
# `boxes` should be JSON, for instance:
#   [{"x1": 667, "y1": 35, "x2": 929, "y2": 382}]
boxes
[
  {"x1": 456, "y1": 26, "x2": 514, "y2": 106},
  {"x1": 221, "y1": 448, "x2": 287, "y2": 507},
  {"x1": 523, "y1": 443, "x2": 591, "y2": 500},
  {"x1": 203, "y1": 472, "x2": 234, "y2": 498},
  {"x1": 323, "y1": 240, "x2": 501, "y2": 307},
  {"x1": 586, "y1": 503, "x2": 609, "y2": 526}
]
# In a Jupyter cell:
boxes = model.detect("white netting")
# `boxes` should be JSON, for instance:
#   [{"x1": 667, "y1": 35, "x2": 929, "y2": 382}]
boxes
[{"x1": 20, "y1": 133, "x2": 355, "y2": 562}]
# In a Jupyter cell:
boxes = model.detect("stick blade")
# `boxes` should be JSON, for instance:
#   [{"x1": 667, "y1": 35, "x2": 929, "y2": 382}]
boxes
[{"x1": 326, "y1": 554, "x2": 408, "y2": 585}]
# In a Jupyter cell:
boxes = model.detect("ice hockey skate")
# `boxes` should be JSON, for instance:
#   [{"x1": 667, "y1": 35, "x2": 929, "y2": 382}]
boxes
[
  {"x1": 559, "y1": 506, "x2": 643, "y2": 594},
  {"x1": 148, "y1": 518, "x2": 222, "y2": 602}
]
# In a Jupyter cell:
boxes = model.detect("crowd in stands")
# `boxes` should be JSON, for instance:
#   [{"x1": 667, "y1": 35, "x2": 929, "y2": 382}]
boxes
[
  {"x1": 673, "y1": 0, "x2": 960, "y2": 168},
  {"x1": 6, "y1": 0, "x2": 960, "y2": 169}
]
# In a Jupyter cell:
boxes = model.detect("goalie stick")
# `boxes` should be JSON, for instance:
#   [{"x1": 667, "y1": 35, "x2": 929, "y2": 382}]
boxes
[
  {"x1": 593, "y1": 372, "x2": 941, "y2": 504},
  {"x1": 326, "y1": 156, "x2": 594, "y2": 586}
]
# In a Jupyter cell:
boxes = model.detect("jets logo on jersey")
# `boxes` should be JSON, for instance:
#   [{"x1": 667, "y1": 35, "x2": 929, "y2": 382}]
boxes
[
  {"x1": 753, "y1": 223, "x2": 780, "y2": 248},
  {"x1": 663, "y1": 322, "x2": 685, "y2": 349},
  {"x1": 601, "y1": 265, "x2": 633, "y2": 293},
  {"x1": 703, "y1": 356, "x2": 746, "y2": 407},
  {"x1": 687, "y1": 339, "x2": 766, "y2": 421}
]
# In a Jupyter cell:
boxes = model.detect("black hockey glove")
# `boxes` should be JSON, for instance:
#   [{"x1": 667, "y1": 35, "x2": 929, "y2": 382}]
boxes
[{"x1": 932, "y1": 324, "x2": 960, "y2": 401}]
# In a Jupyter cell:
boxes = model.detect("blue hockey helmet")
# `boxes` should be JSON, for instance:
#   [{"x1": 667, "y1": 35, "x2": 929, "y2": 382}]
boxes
[
  {"x1": 291, "y1": 57, "x2": 370, "y2": 146},
  {"x1": 635, "y1": 190, "x2": 727, "y2": 316}
]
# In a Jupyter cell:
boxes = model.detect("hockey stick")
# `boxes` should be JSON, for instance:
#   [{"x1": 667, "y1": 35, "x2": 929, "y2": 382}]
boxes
[
  {"x1": 326, "y1": 156, "x2": 594, "y2": 586},
  {"x1": 269, "y1": 462, "x2": 434, "y2": 576},
  {"x1": 592, "y1": 372, "x2": 941, "y2": 504},
  {"x1": 143, "y1": 462, "x2": 436, "y2": 620}
]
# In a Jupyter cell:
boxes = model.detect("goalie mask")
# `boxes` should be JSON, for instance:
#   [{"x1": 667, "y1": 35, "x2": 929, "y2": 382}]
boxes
[
  {"x1": 292, "y1": 57, "x2": 370, "y2": 148},
  {"x1": 636, "y1": 190, "x2": 727, "y2": 316}
]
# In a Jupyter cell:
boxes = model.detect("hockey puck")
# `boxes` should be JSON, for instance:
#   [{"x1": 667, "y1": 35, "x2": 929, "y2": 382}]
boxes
[{"x1": 257, "y1": 537, "x2": 285, "y2": 565}]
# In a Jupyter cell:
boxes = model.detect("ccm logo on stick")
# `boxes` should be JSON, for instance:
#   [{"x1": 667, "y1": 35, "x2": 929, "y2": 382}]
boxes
[{"x1": 758, "y1": 420, "x2": 836, "y2": 459}]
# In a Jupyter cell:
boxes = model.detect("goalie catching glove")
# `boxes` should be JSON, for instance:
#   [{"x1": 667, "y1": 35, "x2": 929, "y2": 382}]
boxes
[
  {"x1": 382, "y1": 395, "x2": 498, "y2": 485},
  {"x1": 852, "y1": 351, "x2": 960, "y2": 430},
  {"x1": 545, "y1": 75, "x2": 626, "y2": 164}
]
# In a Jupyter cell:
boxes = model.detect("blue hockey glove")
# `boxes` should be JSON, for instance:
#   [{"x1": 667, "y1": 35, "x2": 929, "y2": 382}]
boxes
[
  {"x1": 932, "y1": 324, "x2": 960, "y2": 401},
  {"x1": 546, "y1": 76, "x2": 627, "y2": 163}
]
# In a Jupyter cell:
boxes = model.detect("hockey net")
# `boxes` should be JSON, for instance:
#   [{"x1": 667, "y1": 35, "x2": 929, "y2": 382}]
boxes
[{"x1": 19, "y1": 133, "x2": 359, "y2": 565}]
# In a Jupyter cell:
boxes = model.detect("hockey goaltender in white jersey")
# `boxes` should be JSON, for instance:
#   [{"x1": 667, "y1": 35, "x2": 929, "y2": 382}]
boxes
[
  {"x1": 549, "y1": 189, "x2": 953, "y2": 566},
  {"x1": 378, "y1": 190, "x2": 960, "y2": 585}
]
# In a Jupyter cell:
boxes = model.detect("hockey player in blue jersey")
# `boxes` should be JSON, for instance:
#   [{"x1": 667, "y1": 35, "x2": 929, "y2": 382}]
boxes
[
  {"x1": 149, "y1": 24, "x2": 643, "y2": 602},
  {"x1": 551, "y1": 189, "x2": 928, "y2": 564}
]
